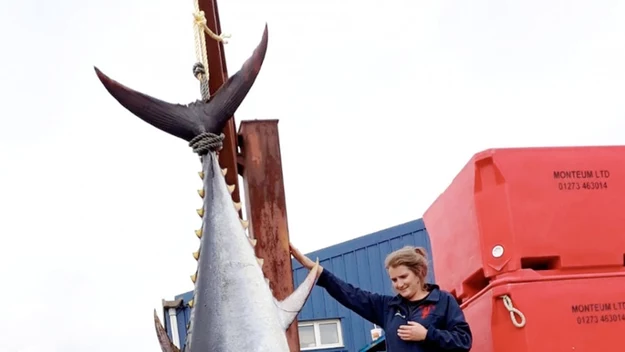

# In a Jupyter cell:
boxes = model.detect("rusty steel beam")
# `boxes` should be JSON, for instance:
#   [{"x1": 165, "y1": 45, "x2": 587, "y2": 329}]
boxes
[
  {"x1": 238, "y1": 120, "x2": 301, "y2": 352},
  {"x1": 197, "y1": 0, "x2": 241, "y2": 206}
]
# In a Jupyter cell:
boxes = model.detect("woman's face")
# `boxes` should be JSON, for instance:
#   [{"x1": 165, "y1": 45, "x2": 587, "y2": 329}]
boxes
[{"x1": 387, "y1": 265, "x2": 421, "y2": 300}]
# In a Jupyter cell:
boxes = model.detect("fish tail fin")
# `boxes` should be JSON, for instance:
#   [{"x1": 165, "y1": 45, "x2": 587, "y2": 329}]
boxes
[{"x1": 94, "y1": 24, "x2": 269, "y2": 145}]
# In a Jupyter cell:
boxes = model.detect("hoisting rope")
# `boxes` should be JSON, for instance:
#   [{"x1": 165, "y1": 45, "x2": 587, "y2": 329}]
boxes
[
  {"x1": 190, "y1": 0, "x2": 232, "y2": 154},
  {"x1": 191, "y1": 0, "x2": 231, "y2": 101},
  {"x1": 500, "y1": 295, "x2": 527, "y2": 328}
]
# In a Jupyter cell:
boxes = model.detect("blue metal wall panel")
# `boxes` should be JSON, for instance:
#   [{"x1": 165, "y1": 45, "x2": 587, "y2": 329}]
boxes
[{"x1": 163, "y1": 218, "x2": 432, "y2": 352}]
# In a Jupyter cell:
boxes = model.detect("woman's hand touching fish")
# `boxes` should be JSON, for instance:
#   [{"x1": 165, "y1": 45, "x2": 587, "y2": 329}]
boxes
[{"x1": 290, "y1": 243, "x2": 324, "y2": 278}]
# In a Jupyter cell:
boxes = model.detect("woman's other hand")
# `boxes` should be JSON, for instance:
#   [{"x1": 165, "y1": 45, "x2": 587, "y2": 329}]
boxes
[{"x1": 397, "y1": 321, "x2": 428, "y2": 341}]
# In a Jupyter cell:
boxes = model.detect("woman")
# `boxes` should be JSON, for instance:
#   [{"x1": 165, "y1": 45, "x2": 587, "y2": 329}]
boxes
[{"x1": 290, "y1": 243, "x2": 472, "y2": 352}]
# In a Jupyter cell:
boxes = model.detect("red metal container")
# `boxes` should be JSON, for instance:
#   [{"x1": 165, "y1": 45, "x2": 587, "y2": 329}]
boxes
[
  {"x1": 423, "y1": 146, "x2": 625, "y2": 300},
  {"x1": 462, "y1": 269, "x2": 625, "y2": 352}
]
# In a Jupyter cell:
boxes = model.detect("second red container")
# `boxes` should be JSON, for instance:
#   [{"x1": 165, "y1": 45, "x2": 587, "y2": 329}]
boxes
[{"x1": 462, "y1": 269, "x2": 625, "y2": 352}]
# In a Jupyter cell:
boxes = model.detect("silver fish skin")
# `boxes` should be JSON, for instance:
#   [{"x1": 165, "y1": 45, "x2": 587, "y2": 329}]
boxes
[{"x1": 94, "y1": 23, "x2": 320, "y2": 352}]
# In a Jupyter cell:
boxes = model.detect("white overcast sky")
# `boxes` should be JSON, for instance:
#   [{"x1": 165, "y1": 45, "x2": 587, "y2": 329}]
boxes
[{"x1": 1, "y1": 0, "x2": 624, "y2": 351}]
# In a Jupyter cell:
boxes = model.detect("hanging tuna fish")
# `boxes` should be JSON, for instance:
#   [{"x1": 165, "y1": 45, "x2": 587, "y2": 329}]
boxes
[{"x1": 94, "y1": 23, "x2": 320, "y2": 352}]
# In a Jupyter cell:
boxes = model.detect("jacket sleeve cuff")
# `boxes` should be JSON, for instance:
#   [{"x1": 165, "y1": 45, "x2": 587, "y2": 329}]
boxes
[
  {"x1": 425, "y1": 327, "x2": 437, "y2": 341},
  {"x1": 316, "y1": 268, "x2": 331, "y2": 287}
]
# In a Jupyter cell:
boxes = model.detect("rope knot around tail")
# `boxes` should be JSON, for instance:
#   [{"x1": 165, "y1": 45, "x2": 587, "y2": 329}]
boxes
[{"x1": 189, "y1": 132, "x2": 225, "y2": 155}]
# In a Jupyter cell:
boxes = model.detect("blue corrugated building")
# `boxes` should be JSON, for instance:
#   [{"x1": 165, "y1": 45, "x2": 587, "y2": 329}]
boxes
[{"x1": 162, "y1": 218, "x2": 434, "y2": 352}]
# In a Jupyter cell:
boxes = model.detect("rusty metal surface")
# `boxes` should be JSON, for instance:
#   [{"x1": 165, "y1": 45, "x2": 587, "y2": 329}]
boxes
[
  {"x1": 197, "y1": 0, "x2": 241, "y2": 206},
  {"x1": 238, "y1": 120, "x2": 300, "y2": 352}
]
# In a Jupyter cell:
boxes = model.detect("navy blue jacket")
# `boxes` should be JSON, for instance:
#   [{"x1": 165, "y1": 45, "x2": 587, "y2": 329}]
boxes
[{"x1": 316, "y1": 269, "x2": 472, "y2": 352}]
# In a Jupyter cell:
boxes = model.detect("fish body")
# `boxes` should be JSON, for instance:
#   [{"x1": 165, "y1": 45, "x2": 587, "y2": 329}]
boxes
[
  {"x1": 188, "y1": 152, "x2": 293, "y2": 351},
  {"x1": 95, "y1": 24, "x2": 319, "y2": 352}
]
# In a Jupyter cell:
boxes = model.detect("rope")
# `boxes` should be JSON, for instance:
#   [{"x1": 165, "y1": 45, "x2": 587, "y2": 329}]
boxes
[
  {"x1": 191, "y1": 1, "x2": 231, "y2": 101},
  {"x1": 188, "y1": 0, "x2": 233, "y2": 155},
  {"x1": 189, "y1": 131, "x2": 225, "y2": 155},
  {"x1": 193, "y1": 10, "x2": 231, "y2": 44},
  {"x1": 500, "y1": 295, "x2": 526, "y2": 328}
]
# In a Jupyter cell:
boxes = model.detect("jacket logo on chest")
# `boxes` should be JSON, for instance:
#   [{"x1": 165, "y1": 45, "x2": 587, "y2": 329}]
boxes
[
  {"x1": 421, "y1": 304, "x2": 434, "y2": 319},
  {"x1": 394, "y1": 310, "x2": 406, "y2": 319}
]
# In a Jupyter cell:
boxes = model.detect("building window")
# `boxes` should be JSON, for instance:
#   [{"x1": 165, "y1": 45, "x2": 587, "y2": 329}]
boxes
[{"x1": 298, "y1": 319, "x2": 344, "y2": 350}]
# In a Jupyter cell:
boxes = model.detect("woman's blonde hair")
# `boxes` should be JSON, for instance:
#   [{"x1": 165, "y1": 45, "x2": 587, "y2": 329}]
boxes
[{"x1": 384, "y1": 246, "x2": 429, "y2": 287}]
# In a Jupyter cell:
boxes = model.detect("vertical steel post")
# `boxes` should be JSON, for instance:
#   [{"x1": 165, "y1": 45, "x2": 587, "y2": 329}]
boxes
[{"x1": 238, "y1": 120, "x2": 301, "y2": 352}]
